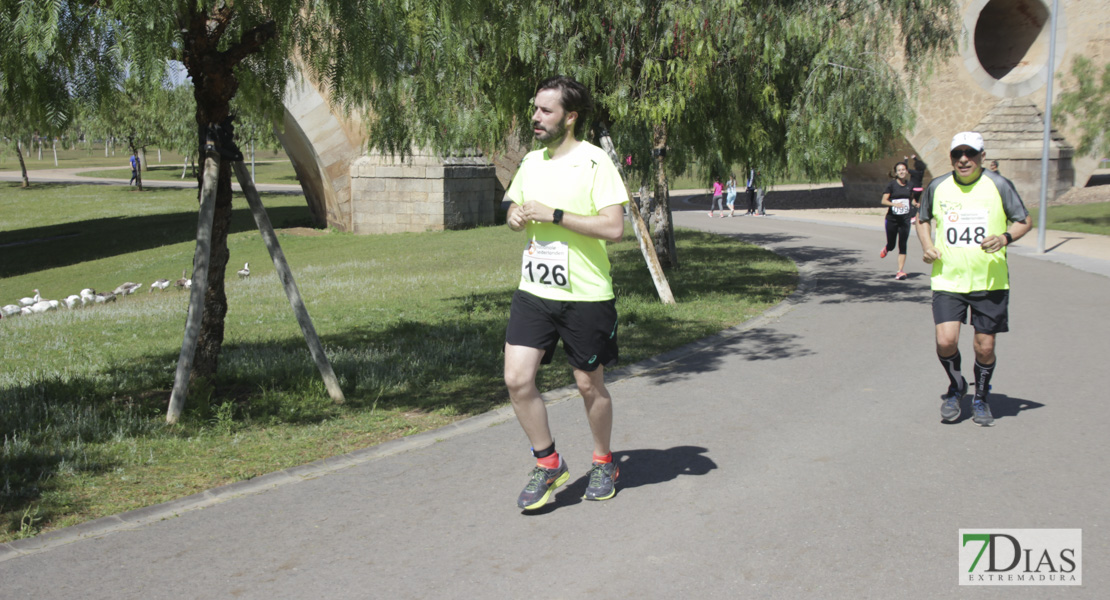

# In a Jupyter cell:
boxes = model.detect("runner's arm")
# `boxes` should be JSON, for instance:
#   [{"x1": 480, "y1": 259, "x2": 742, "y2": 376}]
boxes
[
  {"x1": 981, "y1": 217, "x2": 1032, "y2": 254},
  {"x1": 518, "y1": 201, "x2": 625, "y2": 242},
  {"x1": 880, "y1": 192, "x2": 893, "y2": 207},
  {"x1": 507, "y1": 203, "x2": 527, "y2": 231},
  {"x1": 915, "y1": 219, "x2": 941, "y2": 264}
]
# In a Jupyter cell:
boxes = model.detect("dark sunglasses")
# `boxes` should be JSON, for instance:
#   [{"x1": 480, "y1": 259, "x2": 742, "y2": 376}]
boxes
[{"x1": 950, "y1": 148, "x2": 981, "y2": 160}]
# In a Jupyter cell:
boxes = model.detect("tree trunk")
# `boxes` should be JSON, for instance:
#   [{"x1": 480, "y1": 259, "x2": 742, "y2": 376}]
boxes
[
  {"x1": 16, "y1": 140, "x2": 29, "y2": 188},
  {"x1": 191, "y1": 149, "x2": 232, "y2": 382},
  {"x1": 596, "y1": 126, "x2": 675, "y2": 304},
  {"x1": 177, "y1": 7, "x2": 277, "y2": 388},
  {"x1": 651, "y1": 122, "x2": 678, "y2": 268},
  {"x1": 139, "y1": 147, "x2": 148, "y2": 172},
  {"x1": 52, "y1": 139, "x2": 57, "y2": 166}
]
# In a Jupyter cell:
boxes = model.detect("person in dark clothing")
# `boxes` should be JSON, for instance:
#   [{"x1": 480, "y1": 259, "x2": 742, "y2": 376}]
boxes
[
  {"x1": 745, "y1": 168, "x2": 759, "y2": 215},
  {"x1": 905, "y1": 154, "x2": 927, "y2": 223},
  {"x1": 879, "y1": 161, "x2": 918, "y2": 280},
  {"x1": 129, "y1": 152, "x2": 141, "y2": 186}
]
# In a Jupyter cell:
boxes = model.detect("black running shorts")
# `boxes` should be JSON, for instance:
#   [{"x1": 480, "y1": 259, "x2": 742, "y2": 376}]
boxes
[
  {"x1": 505, "y1": 290, "x2": 619, "y2": 371},
  {"x1": 932, "y1": 289, "x2": 1010, "y2": 334}
]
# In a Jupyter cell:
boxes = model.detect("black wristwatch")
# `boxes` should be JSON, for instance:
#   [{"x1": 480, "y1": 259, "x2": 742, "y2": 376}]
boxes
[
  {"x1": 552, "y1": 209, "x2": 564, "y2": 225},
  {"x1": 1002, "y1": 232, "x2": 1013, "y2": 245}
]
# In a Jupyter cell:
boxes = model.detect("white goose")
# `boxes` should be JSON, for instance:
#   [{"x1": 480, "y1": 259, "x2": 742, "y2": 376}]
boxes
[
  {"x1": 29, "y1": 300, "x2": 59, "y2": 313},
  {"x1": 1, "y1": 304, "x2": 21, "y2": 317},
  {"x1": 63, "y1": 295, "x2": 82, "y2": 309},
  {"x1": 94, "y1": 291, "x2": 117, "y2": 304},
  {"x1": 114, "y1": 282, "x2": 142, "y2": 296},
  {"x1": 237, "y1": 262, "x2": 250, "y2": 279},
  {"x1": 79, "y1": 289, "x2": 96, "y2": 306},
  {"x1": 19, "y1": 289, "x2": 41, "y2": 307},
  {"x1": 150, "y1": 279, "x2": 171, "y2": 292}
]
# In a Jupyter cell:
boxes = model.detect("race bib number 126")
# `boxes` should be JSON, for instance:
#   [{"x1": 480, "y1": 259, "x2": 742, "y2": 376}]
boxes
[
  {"x1": 943, "y1": 209, "x2": 989, "y2": 248},
  {"x1": 522, "y1": 239, "x2": 570, "y2": 289}
]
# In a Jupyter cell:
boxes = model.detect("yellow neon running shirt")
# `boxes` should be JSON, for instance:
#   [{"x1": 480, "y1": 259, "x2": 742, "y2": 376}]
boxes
[
  {"x1": 505, "y1": 142, "x2": 628, "y2": 301},
  {"x1": 918, "y1": 170, "x2": 1028, "y2": 293}
]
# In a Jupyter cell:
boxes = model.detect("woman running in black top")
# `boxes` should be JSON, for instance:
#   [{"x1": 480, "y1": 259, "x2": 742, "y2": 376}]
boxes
[{"x1": 879, "y1": 161, "x2": 917, "y2": 280}]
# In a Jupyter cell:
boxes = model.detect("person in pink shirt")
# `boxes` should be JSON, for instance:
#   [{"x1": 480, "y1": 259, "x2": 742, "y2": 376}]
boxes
[{"x1": 708, "y1": 178, "x2": 725, "y2": 218}]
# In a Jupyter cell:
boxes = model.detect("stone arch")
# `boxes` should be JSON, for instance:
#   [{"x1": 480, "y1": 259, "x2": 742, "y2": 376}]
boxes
[
  {"x1": 962, "y1": 0, "x2": 1068, "y2": 98},
  {"x1": 841, "y1": 0, "x2": 1106, "y2": 206}
]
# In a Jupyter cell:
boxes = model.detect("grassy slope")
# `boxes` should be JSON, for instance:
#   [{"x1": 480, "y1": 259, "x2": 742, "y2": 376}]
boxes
[{"x1": 1029, "y1": 202, "x2": 1110, "y2": 237}]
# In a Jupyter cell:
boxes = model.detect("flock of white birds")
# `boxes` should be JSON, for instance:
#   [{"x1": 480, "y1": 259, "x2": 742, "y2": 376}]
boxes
[{"x1": 1, "y1": 262, "x2": 250, "y2": 319}]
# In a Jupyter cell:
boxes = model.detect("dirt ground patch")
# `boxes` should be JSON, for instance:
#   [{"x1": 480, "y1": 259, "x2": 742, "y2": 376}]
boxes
[
  {"x1": 280, "y1": 227, "x2": 329, "y2": 236},
  {"x1": 1052, "y1": 180, "x2": 1110, "y2": 206}
]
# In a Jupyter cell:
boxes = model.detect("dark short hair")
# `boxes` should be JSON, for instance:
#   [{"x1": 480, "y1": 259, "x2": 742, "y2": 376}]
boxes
[
  {"x1": 894, "y1": 161, "x2": 908, "y2": 170},
  {"x1": 536, "y1": 75, "x2": 594, "y2": 140}
]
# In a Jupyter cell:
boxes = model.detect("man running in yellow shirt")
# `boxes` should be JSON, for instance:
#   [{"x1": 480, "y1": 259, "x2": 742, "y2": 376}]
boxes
[
  {"x1": 504, "y1": 76, "x2": 628, "y2": 509},
  {"x1": 915, "y1": 132, "x2": 1032, "y2": 426}
]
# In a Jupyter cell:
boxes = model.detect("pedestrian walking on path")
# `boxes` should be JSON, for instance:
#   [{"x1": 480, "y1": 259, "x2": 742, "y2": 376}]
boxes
[
  {"x1": 129, "y1": 152, "x2": 141, "y2": 186},
  {"x1": 915, "y1": 131, "x2": 1032, "y2": 427},
  {"x1": 726, "y1": 174, "x2": 738, "y2": 217},
  {"x1": 504, "y1": 75, "x2": 628, "y2": 510},
  {"x1": 708, "y1": 178, "x2": 725, "y2": 218},
  {"x1": 745, "y1": 168, "x2": 759, "y2": 215},
  {"x1": 879, "y1": 161, "x2": 918, "y2": 280}
]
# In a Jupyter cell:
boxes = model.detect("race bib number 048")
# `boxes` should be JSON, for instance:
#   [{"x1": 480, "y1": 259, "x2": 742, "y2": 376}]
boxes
[
  {"x1": 943, "y1": 209, "x2": 989, "y2": 248},
  {"x1": 522, "y1": 239, "x2": 570, "y2": 289}
]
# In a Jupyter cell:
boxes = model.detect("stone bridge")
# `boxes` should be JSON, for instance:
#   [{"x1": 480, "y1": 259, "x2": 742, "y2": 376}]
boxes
[
  {"x1": 844, "y1": 0, "x2": 1109, "y2": 206},
  {"x1": 278, "y1": 0, "x2": 1108, "y2": 231}
]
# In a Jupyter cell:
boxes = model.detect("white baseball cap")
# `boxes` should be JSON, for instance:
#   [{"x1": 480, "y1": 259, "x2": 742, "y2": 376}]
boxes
[{"x1": 950, "y1": 131, "x2": 984, "y2": 151}]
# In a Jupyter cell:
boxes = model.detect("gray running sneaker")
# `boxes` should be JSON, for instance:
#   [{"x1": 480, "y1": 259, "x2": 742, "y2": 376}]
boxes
[
  {"x1": 583, "y1": 461, "x2": 620, "y2": 501},
  {"x1": 941, "y1": 377, "x2": 966, "y2": 422},
  {"x1": 971, "y1": 401, "x2": 995, "y2": 427},
  {"x1": 517, "y1": 459, "x2": 569, "y2": 510}
]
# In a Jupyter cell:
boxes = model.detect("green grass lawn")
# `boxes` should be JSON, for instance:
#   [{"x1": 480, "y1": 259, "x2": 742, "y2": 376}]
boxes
[
  {"x1": 0, "y1": 182, "x2": 797, "y2": 541},
  {"x1": 1029, "y1": 202, "x2": 1110, "y2": 237}
]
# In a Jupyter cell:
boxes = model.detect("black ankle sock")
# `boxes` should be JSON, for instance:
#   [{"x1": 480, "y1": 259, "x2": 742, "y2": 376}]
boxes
[
  {"x1": 973, "y1": 360, "x2": 996, "y2": 402},
  {"x1": 939, "y1": 351, "x2": 963, "y2": 392}
]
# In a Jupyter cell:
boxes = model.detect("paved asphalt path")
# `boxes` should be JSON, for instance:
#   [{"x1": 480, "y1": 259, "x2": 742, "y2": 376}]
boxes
[
  {"x1": 0, "y1": 167, "x2": 302, "y2": 194},
  {"x1": 2, "y1": 199, "x2": 1108, "y2": 598}
]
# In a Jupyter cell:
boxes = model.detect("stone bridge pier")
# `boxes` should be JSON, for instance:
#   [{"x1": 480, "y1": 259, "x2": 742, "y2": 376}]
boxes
[
  {"x1": 276, "y1": 77, "x2": 498, "y2": 234},
  {"x1": 843, "y1": 0, "x2": 1107, "y2": 206}
]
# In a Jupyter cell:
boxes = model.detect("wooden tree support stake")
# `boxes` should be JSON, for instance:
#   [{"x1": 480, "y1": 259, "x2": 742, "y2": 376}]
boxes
[
  {"x1": 231, "y1": 161, "x2": 345, "y2": 403},
  {"x1": 166, "y1": 148, "x2": 220, "y2": 424},
  {"x1": 598, "y1": 132, "x2": 676, "y2": 305}
]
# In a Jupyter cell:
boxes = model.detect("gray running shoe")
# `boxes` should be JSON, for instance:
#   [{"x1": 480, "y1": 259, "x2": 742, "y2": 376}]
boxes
[
  {"x1": 517, "y1": 459, "x2": 569, "y2": 510},
  {"x1": 941, "y1": 377, "x2": 966, "y2": 422},
  {"x1": 971, "y1": 401, "x2": 995, "y2": 427},
  {"x1": 583, "y1": 461, "x2": 620, "y2": 501}
]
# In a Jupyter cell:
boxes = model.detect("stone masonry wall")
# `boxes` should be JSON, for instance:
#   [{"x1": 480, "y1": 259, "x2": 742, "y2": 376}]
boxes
[{"x1": 349, "y1": 150, "x2": 496, "y2": 234}]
